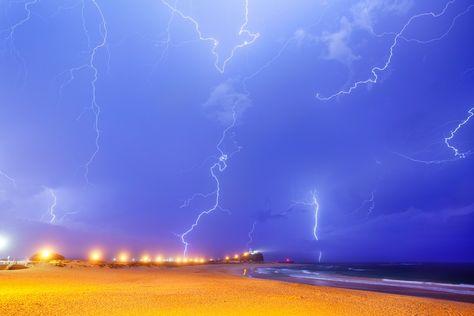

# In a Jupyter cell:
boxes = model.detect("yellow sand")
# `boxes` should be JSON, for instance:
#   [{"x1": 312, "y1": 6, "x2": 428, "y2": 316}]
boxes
[{"x1": 0, "y1": 264, "x2": 472, "y2": 315}]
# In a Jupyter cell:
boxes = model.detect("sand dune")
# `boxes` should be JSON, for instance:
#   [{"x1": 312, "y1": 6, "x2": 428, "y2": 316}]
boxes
[{"x1": 0, "y1": 263, "x2": 473, "y2": 315}]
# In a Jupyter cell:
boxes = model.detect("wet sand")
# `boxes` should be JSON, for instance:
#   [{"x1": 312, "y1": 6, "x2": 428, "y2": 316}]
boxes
[{"x1": 0, "y1": 263, "x2": 473, "y2": 315}]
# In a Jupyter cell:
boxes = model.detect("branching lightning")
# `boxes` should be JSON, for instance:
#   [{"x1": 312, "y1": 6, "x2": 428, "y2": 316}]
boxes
[
  {"x1": 316, "y1": 0, "x2": 470, "y2": 101},
  {"x1": 3, "y1": 0, "x2": 38, "y2": 42},
  {"x1": 160, "y1": 0, "x2": 259, "y2": 73},
  {"x1": 2, "y1": 0, "x2": 39, "y2": 83},
  {"x1": 396, "y1": 106, "x2": 474, "y2": 164},
  {"x1": 59, "y1": 0, "x2": 108, "y2": 183},
  {"x1": 292, "y1": 190, "x2": 322, "y2": 262},
  {"x1": 179, "y1": 106, "x2": 239, "y2": 257},
  {"x1": 292, "y1": 191, "x2": 320, "y2": 240},
  {"x1": 444, "y1": 107, "x2": 474, "y2": 159}
]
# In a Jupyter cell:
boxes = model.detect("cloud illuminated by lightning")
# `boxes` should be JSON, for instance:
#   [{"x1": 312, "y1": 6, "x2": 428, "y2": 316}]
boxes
[
  {"x1": 59, "y1": 0, "x2": 108, "y2": 183},
  {"x1": 179, "y1": 105, "x2": 239, "y2": 257},
  {"x1": 395, "y1": 106, "x2": 474, "y2": 164},
  {"x1": 316, "y1": 0, "x2": 469, "y2": 101},
  {"x1": 160, "y1": 0, "x2": 260, "y2": 73}
]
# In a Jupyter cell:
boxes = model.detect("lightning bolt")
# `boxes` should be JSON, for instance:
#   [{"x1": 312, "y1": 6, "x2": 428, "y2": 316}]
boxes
[
  {"x1": 310, "y1": 191, "x2": 320, "y2": 241},
  {"x1": 58, "y1": 211, "x2": 78, "y2": 224},
  {"x1": 291, "y1": 190, "x2": 320, "y2": 240},
  {"x1": 160, "y1": 0, "x2": 259, "y2": 73},
  {"x1": 291, "y1": 190, "x2": 322, "y2": 262},
  {"x1": 395, "y1": 106, "x2": 474, "y2": 164},
  {"x1": 316, "y1": 0, "x2": 469, "y2": 101},
  {"x1": 152, "y1": 0, "x2": 176, "y2": 68},
  {"x1": 246, "y1": 220, "x2": 257, "y2": 251},
  {"x1": 3, "y1": 0, "x2": 38, "y2": 41},
  {"x1": 58, "y1": 0, "x2": 108, "y2": 183},
  {"x1": 242, "y1": 37, "x2": 293, "y2": 94},
  {"x1": 2, "y1": 0, "x2": 39, "y2": 83},
  {"x1": 242, "y1": 4, "x2": 331, "y2": 94},
  {"x1": 444, "y1": 107, "x2": 474, "y2": 159},
  {"x1": 400, "y1": 3, "x2": 474, "y2": 45},
  {"x1": 44, "y1": 187, "x2": 57, "y2": 224},
  {"x1": 354, "y1": 190, "x2": 376, "y2": 215},
  {"x1": 179, "y1": 105, "x2": 239, "y2": 257}
]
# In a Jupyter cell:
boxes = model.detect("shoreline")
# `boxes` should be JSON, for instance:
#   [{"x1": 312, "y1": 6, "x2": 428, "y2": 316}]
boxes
[{"x1": 246, "y1": 265, "x2": 474, "y2": 303}]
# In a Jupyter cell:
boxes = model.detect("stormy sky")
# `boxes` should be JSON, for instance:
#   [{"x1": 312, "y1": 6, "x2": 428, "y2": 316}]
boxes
[{"x1": 0, "y1": 0, "x2": 473, "y2": 262}]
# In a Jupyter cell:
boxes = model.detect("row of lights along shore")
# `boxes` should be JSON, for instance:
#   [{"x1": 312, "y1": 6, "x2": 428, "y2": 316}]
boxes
[{"x1": 36, "y1": 247, "x2": 254, "y2": 263}]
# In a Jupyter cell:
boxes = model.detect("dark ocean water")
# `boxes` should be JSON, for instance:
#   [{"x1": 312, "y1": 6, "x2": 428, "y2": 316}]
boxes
[{"x1": 250, "y1": 263, "x2": 474, "y2": 302}]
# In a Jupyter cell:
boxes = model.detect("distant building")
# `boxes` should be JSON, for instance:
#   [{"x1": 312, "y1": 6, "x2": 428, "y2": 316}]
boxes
[{"x1": 240, "y1": 251, "x2": 264, "y2": 263}]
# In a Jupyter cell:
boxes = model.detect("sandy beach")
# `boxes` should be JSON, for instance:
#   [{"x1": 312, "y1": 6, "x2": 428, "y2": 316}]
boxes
[{"x1": 0, "y1": 263, "x2": 472, "y2": 315}]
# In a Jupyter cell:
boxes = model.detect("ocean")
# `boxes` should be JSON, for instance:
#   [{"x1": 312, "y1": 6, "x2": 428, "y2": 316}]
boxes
[{"x1": 249, "y1": 263, "x2": 474, "y2": 303}]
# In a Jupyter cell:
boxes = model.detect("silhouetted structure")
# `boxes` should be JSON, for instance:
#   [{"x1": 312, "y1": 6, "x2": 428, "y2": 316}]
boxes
[
  {"x1": 240, "y1": 252, "x2": 264, "y2": 263},
  {"x1": 29, "y1": 252, "x2": 65, "y2": 262}
]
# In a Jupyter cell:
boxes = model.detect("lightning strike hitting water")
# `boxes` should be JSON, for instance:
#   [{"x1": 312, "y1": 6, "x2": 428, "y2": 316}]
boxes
[
  {"x1": 59, "y1": 0, "x2": 108, "y2": 183},
  {"x1": 316, "y1": 0, "x2": 466, "y2": 101},
  {"x1": 160, "y1": 0, "x2": 259, "y2": 73},
  {"x1": 179, "y1": 106, "x2": 239, "y2": 257},
  {"x1": 396, "y1": 106, "x2": 474, "y2": 164}
]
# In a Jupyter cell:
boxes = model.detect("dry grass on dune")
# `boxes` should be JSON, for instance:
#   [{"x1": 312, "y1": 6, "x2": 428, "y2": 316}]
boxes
[{"x1": 0, "y1": 264, "x2": 473, "y2": 315}]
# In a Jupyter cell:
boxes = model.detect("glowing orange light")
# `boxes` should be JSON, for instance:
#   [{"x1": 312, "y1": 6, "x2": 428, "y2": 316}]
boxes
[
  {"x1": 183, "y1": 258, "x2": 188, "y2": 263},
  {"x1": 234, "y1": 254, "x2": 239, "y2": 259},
  {"x1": 243, "y1": 252, "x2": 249, "y2": 257},
  {"x1": 140, "y1": 254, "x2": 151, "y2": 263},
  {"x1": 155, "y1": 256, "x2": 163, "y2": 263},
  {"x1": 225, "y1": 256, "x2": 230, "y2": 260},
  {"x1": 89, "y1": 249, "x2": 103, "y2": 262},
  {"x1": 199, "y1": 258, "x2": 205, "y2": 263},
  {"x1": 118, "y1": 252, "x2": 129, "y2": 263},
  {"x1": 40, "y1": 248, "x2": 53, "y2": 260},
  {"x1": 176, "y1": 257, "x2": 182, "y2": 263}
]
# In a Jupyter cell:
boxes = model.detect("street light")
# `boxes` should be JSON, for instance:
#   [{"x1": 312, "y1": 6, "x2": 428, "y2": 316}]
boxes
[{"x1": 89, "y1": 249, "x2": 103, "y2": 262}]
